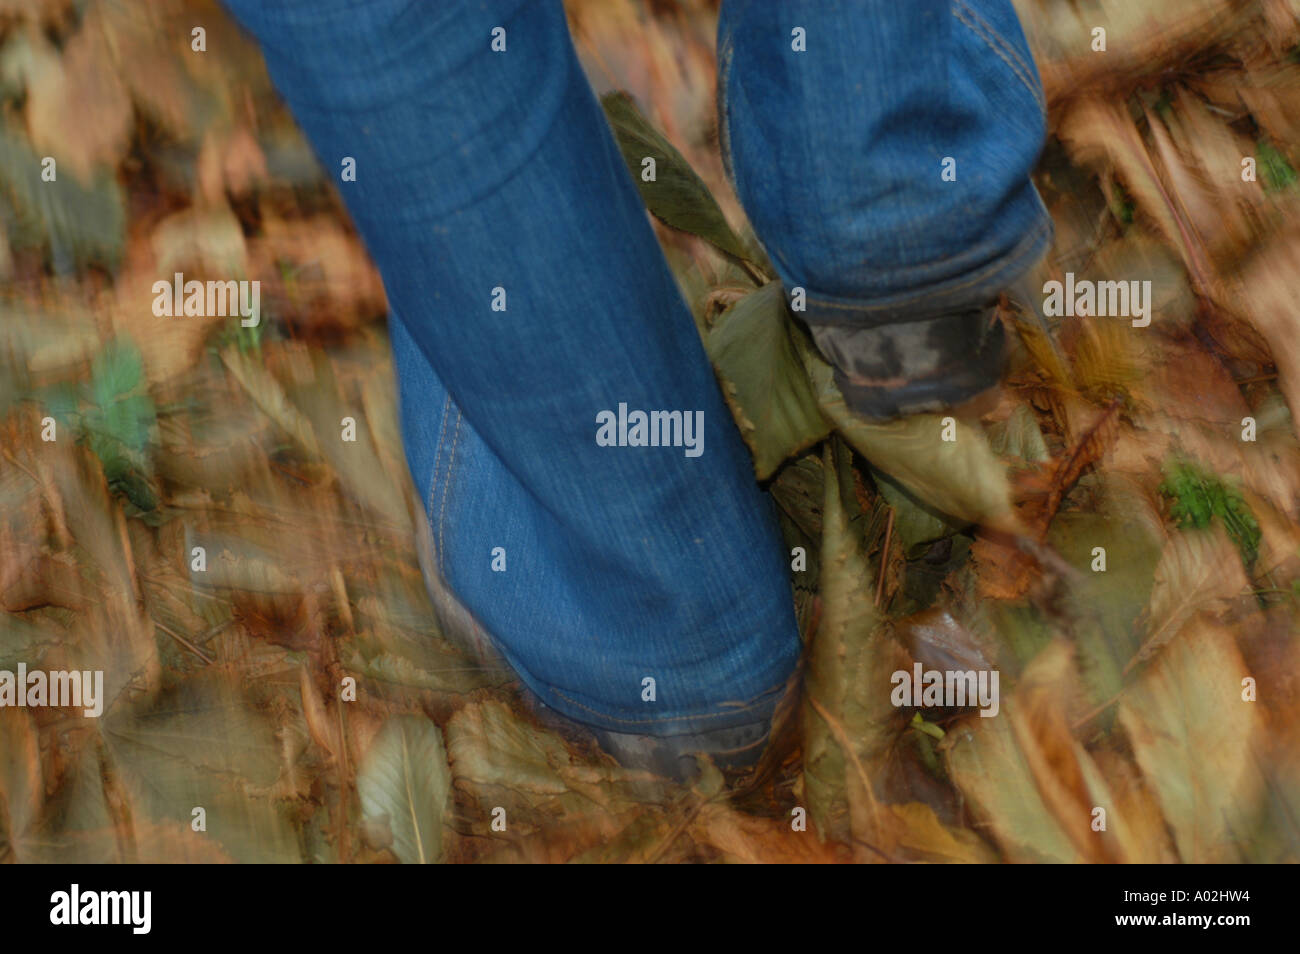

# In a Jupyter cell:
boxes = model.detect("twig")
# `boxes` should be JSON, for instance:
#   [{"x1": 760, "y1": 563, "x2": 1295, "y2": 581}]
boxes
[
  {"x1": 737, "y1": 257, "x2": 766, "y2": 286},
  {"x1": 3, "y1": 448, "x2": 40, "y2": 485},
  {"x1": 875, "y1": 508, "x2": 894, "y2": 609},
  {"x1": 153, "y1": 620, "x2": 216, "y2": 664},
  {"x1": 645, "y1": 792, "x2": 719, "y2": 865},
  {"x1": 1071, "y1": 687, "x2": 1125, "y2": 732}
]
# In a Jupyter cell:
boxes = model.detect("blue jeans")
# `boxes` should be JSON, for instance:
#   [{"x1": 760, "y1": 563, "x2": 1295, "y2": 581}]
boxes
[{"x1": 221, "y1": 0, "x2": 1048, "y2": 736}]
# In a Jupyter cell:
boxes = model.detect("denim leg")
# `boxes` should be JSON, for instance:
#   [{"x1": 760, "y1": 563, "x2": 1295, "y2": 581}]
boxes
[
  {"x1": 221, "y1": 0, "x2": 800, "y2": 734},
  {"x1": 718, "y1": 0, "x2": 1052, "y2": 325}
]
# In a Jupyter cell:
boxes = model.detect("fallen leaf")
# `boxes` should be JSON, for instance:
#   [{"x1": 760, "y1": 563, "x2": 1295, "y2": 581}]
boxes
[
  {"x1": 356, "y1": 715, "x2": 451, "y2": 864},
  {"x1": 1118, "y1": 618, "x2": 1266, "y2": 861},
  {"x1": 706, "y1": 282, "x2": 833, "y2": 478}
]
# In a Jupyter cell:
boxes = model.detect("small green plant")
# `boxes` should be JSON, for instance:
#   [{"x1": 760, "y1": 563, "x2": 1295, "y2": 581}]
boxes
[
  {"x1": 1109, "y1": 180, "x2": 1136, "y2": 226},
  {"x1": 1257, "y1": 139, "x2": 1297, "y2": 193},
  {"x1": 215, "y1": 315, "x2": 265, "y2": 354},
  {"x1": 47, "y1": 337, "x2": 158, "y2": 512},
  {"x1": 1158, "y1": 459, "x2": 1260, "y2": 568},
  {"x1": 910, "y1": 711, "x2": 945, "y2": 740}
]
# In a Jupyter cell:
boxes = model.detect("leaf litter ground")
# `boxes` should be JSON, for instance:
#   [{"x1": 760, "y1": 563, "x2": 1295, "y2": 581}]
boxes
[{"x1": 1, "y1": 0, "x2": 1298, "y2": 862}]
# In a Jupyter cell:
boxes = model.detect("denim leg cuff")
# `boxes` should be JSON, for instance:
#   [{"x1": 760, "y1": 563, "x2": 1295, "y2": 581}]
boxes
[{"x1": 796, "y1": 197, "x2": 1053, "y2": 331}]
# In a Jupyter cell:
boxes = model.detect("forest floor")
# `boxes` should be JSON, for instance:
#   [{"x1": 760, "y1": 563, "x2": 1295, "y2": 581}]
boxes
[{"x1": 1, "y1": 0, "x2": 1298, "y2": 862}]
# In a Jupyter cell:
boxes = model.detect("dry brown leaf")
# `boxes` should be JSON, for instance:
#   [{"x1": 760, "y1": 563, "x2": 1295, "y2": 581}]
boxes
[
  {"x1": 948, "y1": 640, "x2": 1171, "y2": 862},
  {"x1": 1090, "y1": 749, "x2": 1180, "y2": 863},
  {"x1": 24, "y1": 14, "x2": 131, "y2": 182},
  {"x1": 971, "y1": 399, "x2": 1120, "y2": 600},
  {"x1": 196, "y1": 125, "x2": 270, "y2": 204},
  {"x1": 0, "y1": 707, "x2": 43, "y2": 858},
  {"x1": 108, "y1": 260, "x2": 224, "y2": 388},
  {"x1": 945, "y1": 702, "x2": 1082, "y2": 863},
  {"x1": 1013, "y1": 0, "x2": 1245, "y2": 106},
  {"x1": 1118, "y1": 617, "x2": 1266, "y2": 862},
  {"x1": 1058, "y1": 97, "x2": 1218, "y2": 298},
  {"x1": 249, "y1": 216, "x2": 387, "y2": 333},
  {"x1": 445, "y1": 698, "x2": 674, "y2": 848},
  {"x1": 690, "y1": 801, "x2": 846, "y2": 864},
  {"x1": 1237, "y1": 232, "x2": 1300, "y2": 425},
  {"x1": 1129, "y1": 524, "x2": 1251, "y2": 674},
  {"x1": 150, "y1": 204, "x2": 250, "y2": 277}
]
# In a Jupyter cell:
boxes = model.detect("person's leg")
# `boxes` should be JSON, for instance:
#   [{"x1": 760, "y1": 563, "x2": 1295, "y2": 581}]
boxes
[
  {"x1": 718, "y1": 0, "x2": 1052, "y2": 417},
  {"x1": 220, "y1": 0, "x2": 799, "y2": 743}
]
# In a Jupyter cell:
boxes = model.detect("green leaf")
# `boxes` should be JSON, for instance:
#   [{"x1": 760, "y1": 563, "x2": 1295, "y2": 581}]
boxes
[
  {"x1": 874, "y1": 469, "x2": 964, "y2": 556},
  {"x1": 77, "y1": 338, "x2": 158, "y2": 511},
  {"x1": 357, "y1": 715, "x2": 451, "y2": 864},
  {"x1": 800, "y1": 340, "x2": 1018, "y2": 531},
  {"x1": 1258, "y1": 138, "x2": 1298, "y2": 192},
  {"x1": 910, "y1": 712, "x2": 945, "y2": 740},
  {"x1": 706, "y1": 282, "x2": 833, "y2": 478},
  {"x1": 600, "y1": 91, "x2": 757, "y2": 267},
  {"x1": 801, "y1": 441, "x2": 895, "y2": 847},
  {"x1": 90, "y1": 339, "x2": 143, "y2": 406},
  {"x1": 1046, "y1": 510, "x2": 1164, "y2": 708}
]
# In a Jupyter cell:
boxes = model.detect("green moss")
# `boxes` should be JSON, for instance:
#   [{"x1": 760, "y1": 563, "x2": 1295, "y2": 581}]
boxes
[{"x1": 1158, "y1": 459, "x2": 1260, "y2": 569}]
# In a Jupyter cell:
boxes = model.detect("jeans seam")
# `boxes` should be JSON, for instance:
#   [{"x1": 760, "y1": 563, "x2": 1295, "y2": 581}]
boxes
[
  {"x1": 427, "y1": 393, "x2": 452, "y2": 570},
  {"x1": 716, "y1": 29, "x2": 736, "y2": 190},
  {"x1": 550, "y1": 680, "x2": 786, "y2": 728},
  {"x1": 951, "y1": 0, "x2": 1043, "y2": 113},
  {"x1": 956, "y1": 0, "x2": 1040, "y2": 102},
  {"x1": 437, "y1": 408, "x2": 463, "y2": 574}
]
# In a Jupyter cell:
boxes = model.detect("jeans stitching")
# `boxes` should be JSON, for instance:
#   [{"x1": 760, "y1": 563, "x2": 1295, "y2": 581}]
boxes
[
  {"x1": 716, "y1": 29, "x2": 736, "y2": 189},
  {"x1": 952, "y1": 1, "x2": 1043, "y2": 112},
  {"x1": 954, "y1": 0, "x2": 1041, "y2": 103},
  {"x1": 952, "y1": 0, "x2": 1039, "y2": 105},
  {"x1": 427, "y1": 393, "x2": 452, "y2": 568},
  {"x1": 437, "y1": 408, "x2": 463, "y2": 574}
]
